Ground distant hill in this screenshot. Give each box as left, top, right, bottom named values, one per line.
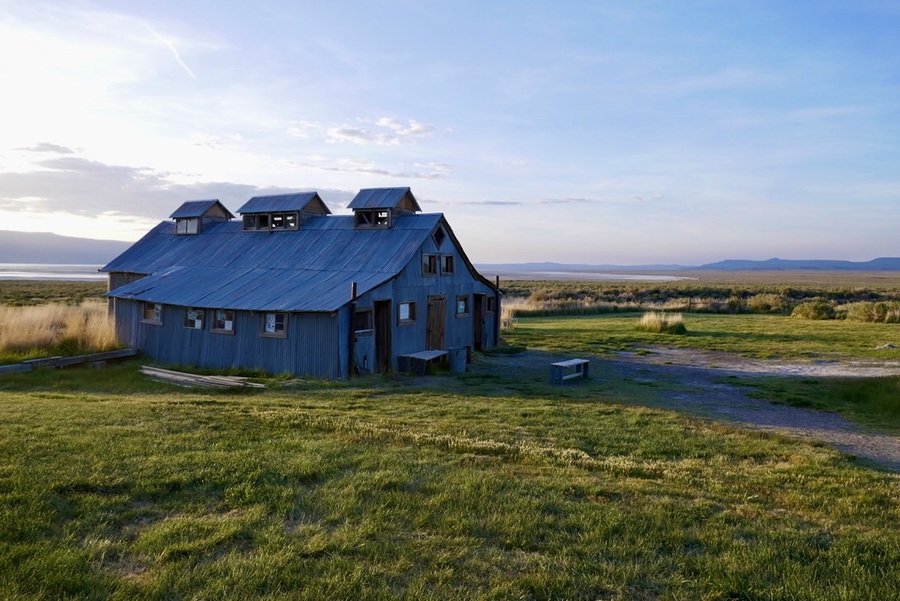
left=0, top=231, right=131, bottom=265
left=695, top=257, right=900, bottom=271
left=478, top=258, right=900, bottom=273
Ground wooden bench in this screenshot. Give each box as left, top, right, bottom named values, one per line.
left=398, top=350, right=449, bottom=376
left=551, top=358, right=589, bottom=384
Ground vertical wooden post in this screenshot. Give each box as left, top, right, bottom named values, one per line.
left=494, top=275, right=501, bottom=347
left=348, top=282, right=357, bottom=378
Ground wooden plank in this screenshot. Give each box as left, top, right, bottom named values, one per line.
left=552, top=358, right=588, bottom=368
left=140, top=365, right=264, bottom=388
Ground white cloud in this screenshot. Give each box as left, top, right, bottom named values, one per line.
left=327, top=118, right=435, bottom=145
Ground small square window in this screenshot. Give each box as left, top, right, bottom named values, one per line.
left=184, top=308, right=204, bottom=329
left=486, top=296, right=496, bottom=314
left=456, top=295, right=469, bottom=317
left=354, top=309, right=373, bottom=332
left=262, top=312, right=287, bottom=337
left=398, top=301, right=416, bottom=325
left=142, top=302, right=162, bottom=324
left=175, top=218, right=199, bottom=235
left=422, top=254, right=438, bottom=275
left=213, top=309, right=235, bottom=334
left=440, top=255, right=455, bottom=275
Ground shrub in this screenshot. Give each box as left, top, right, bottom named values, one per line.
left=791, top=301, right=836, bottom=320
left=637, top=311, right=687, bottom=334
left=842, top=301, right=900, bottom=323
left=747, top=293, right=788, bottom=313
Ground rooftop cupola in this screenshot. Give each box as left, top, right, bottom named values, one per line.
left=348, top=187, right=421, bottom=229
left=237, top=192, right=331, bottom=232
left=169, top=199, right=235, bottom=235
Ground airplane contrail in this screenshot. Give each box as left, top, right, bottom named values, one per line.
left=146, top=24, right=197, bottom=80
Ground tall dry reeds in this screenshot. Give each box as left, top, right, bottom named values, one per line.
left=0, top=301, right=120, bottom=355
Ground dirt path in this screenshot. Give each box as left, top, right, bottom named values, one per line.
left=472, top=347, right=900, bottom=472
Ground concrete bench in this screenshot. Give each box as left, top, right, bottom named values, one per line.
left=551, top=358, right=589, bottom=384
left=398, top=350, right=449, bottom=376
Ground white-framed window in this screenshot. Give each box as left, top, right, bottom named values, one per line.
left=456, top=295, right=470, bottom=317
left=175, top=218, right=199, bottom=235
left=398, top=301, right=416, bottom=325
left=184, top=308, right=204, bottom=329
left=261, top=312, right=287, bottom=338
left=212, top=309, right=235, bottom=334
left=142, top=302, right=162, bottom=325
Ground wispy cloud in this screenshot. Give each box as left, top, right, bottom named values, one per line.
left=327, top=117, right=434, bottom=145
left=145, top=23, right=197, bottom=80
left=21, top=143, right=76, bottom=154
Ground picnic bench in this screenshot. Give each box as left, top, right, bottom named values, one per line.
left=398, top=350, right=449, bottom=376
left=550, top=358, right=589, bottom=384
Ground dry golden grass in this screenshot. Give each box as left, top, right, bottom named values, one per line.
left=637, top=311, right=687, bottom=334
left=0, top=301, right=119, bottom=354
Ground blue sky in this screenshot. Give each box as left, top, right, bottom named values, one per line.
left=1, top=1, right=898, bottom=265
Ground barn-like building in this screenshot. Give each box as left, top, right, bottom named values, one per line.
left=101, top=187, right=500, bottom=379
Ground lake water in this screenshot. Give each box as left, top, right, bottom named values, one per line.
left=481, top=270, right=694, bottom=282
left=0, top=264, right=105, bottom=281
left=0, top=264, right=692, bottom=283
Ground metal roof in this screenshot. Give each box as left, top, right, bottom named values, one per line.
left=102, top=213, right=457, bottom=311
left=169, top=199, right=234, bottom=219
left=347, top=187, right=421, bottom=211
left=236, top=192, right=330, bottom=214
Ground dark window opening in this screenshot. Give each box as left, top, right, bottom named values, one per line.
left=354, top=309, right=374, bottom=332
left=440, top=255, right=455, bottom=275
left=354, top=209, right=391, bottom=229
left=422, top=254, right=438, bottom=276
left=432, top=224, right=447, bottom=247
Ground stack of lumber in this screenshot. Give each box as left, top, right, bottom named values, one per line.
left=140, top=365, right=265, bottom=389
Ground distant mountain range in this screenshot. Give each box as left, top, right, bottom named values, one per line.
left=478, top=257, right=900, bottom=272
left=2, top=230, right=899, bottom=272
left=0, top=231, right=131, bottom=265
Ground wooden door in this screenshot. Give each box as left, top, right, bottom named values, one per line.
left=426, top=295, right=445, bottom=351
left=473, top=293, right=485, bottom=350
left=374, top=300, right=392, bottom=373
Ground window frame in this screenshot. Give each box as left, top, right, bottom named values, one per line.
left=212, top=309, right=236, bottom=335
left=175, top=217, right=200, bottom=235
left=456, top=294, right=470, bottom=318
left=422, top=253, right=438, bottom=276
left=261, top=312, right=287, bottom=338
left=184, top=307, right=205, bottom=330
left=142, top=302, right=162, bottom=325
left=354, top=308, right=374, bottom=333
left=486, top=296, right=496, bottom=314
left=398, top=301, right=416, bottom=326
left=440, top=254, right=455, bottom=275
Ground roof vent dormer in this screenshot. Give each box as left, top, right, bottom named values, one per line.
left=348, top=187, right=421, bottom=230
left=236, top=192, right=331, bottom=232
left=169, top=199, right=235, bottom=235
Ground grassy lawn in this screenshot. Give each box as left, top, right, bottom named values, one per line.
left=503, top=312, right=900, bottom=434
left=501, top=312, right=900, bottom=360
left=1, top=361, right=899, bottom=599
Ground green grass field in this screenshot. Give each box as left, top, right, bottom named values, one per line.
left=1, top=353, right=899, bottom=599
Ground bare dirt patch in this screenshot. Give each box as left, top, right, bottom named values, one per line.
left=473, top=347, right=900, bottom=472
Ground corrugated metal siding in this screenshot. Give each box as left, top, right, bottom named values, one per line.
left=237, top=192, right=321, bottom=214
left=347, top=187, right=416, bottom=210
left=116, top=301, right=343, bottom=379
left=170, top=200, right=222, bottom=218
